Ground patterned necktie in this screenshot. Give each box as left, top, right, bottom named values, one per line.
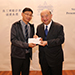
left=25, top=25, right=28, bottom=43
left=45, top=26, right=48, bottom=39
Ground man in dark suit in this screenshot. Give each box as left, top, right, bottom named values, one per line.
left=35, top=9, right=65, bottom=75
left=11, top=7, right=36, bottom=75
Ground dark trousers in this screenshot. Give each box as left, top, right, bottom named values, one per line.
left=40, top=57, right=62, bottom=75
left=11, top=53, right=30, bottom=75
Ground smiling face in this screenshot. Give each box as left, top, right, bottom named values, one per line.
left=41, top=9, right=52, bottom=25
left=22, top=11, right=33, bottom=24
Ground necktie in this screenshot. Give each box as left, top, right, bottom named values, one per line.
left=45, top=26, right=48, bottom=39
left=25, top=25, right=28, bottom=43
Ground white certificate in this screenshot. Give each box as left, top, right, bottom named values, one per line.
left=28, top=38, right=41, bottom=44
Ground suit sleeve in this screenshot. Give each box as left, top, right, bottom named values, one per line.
left=11, top=24, right=29, bottom=48
left=47, top=25, right=65, bottom=47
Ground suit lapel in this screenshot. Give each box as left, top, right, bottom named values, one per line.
left=46, top=21, right=54, bottom=39
left=29, top=23, right=34, bottom=38
left=30, top=25, right=33, bottom=38
left=41, top=24, right=45, bottom=39
left=18, top=22, right=25, bottom=41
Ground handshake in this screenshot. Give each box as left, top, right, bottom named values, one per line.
left=28, top=35, right=47, bottom=48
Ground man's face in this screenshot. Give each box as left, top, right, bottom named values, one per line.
left=41, top=11, right=52, bottom=25
left=22, top=11, right=33, bottom=24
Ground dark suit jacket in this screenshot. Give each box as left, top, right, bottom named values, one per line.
left=11, top=20, right=34, bottom=59
left=36, top=21, right=65, bottom=67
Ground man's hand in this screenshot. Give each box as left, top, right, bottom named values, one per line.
left=33, top=35, right=38, bottom=38
left=39, top=41, right=47, bottom=46
left=28, top=43, right=36, bottom=48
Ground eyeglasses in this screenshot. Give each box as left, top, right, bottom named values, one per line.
left=24, top=13, right=33, bottom=17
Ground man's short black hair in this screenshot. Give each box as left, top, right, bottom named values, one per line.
left=22, top=7, right=33, bottom=14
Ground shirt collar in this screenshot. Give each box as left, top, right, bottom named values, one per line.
left=20, top=20, right=29, bottom=27
left=44, top=20, right=52, bottom=31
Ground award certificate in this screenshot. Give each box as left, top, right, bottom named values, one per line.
left=28, top=38, right=41, bottom=44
